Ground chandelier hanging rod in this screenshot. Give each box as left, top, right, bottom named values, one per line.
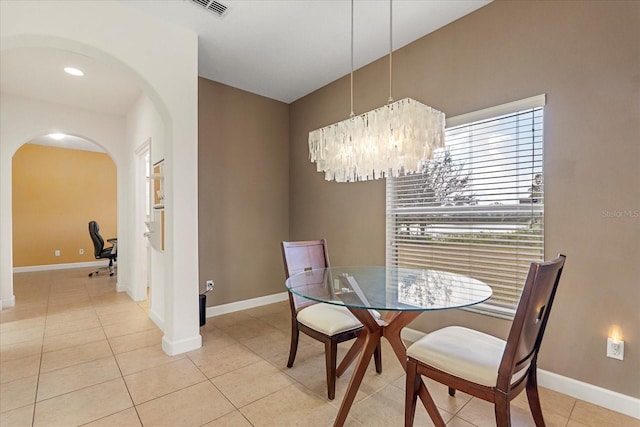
left=350, top=0, right=354, bottom=118
left=308, top=0, right=446, bottom=183
left=388, top=0, right=393, bottom=104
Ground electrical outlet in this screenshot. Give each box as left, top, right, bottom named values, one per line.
left=79, top=249, right=84, bottom=255
left=606, top=337, right=624, bottom=360
left=54, top=250, right=60, bottom=256
left=206, top=280, right=214, bottom=291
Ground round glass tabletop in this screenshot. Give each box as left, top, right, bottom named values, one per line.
left=285, top=266, right=493, bottom=312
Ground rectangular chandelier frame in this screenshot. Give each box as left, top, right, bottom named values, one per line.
left=309, top=97, right=445, bottom=183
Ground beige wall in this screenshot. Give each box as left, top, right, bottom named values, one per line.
left=198, top=77, right=290, bottom=304
left=289, top=1, right=639, bottom=398
left=12, top=143, right=117, bottom=267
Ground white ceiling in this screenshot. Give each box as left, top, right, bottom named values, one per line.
left=0, top=0, right=490, bottom=140
left=123, top=0, right=490, bottom=103
left=0, top=47, right=139, bottom=151
left=0, top=47, right=141, bottom=116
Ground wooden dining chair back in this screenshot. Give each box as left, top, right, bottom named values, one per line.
left=282, top=239, right=330, bottom=311
left=405, top=254, right=566, bottom=427
left=281, top=239, right=381, bottom=400
left=499, top=254, right=566, bottom=395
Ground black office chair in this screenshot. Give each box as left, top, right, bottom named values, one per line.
left=88, top=220, right=117, bottom=277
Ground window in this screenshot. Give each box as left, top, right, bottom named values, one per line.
left=386, top=95, right=545, bottom=318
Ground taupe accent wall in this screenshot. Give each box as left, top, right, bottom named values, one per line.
left=288, top=1, right=639, bottom=398
left=198, top=77, right=290, bottom=304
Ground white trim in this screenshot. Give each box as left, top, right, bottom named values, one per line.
left=446, top=94, right=546, bottom=128
left=537, top=370, right=640, bottom=420
left=126, top=285, right=147, bottom=302
left=149, top=308, right=164, bottom=331
left=0, top=295, right=16, bottom=309
left=13, top=261, right=107, bottom=273
left=133, top=138, right=151, bottom=310
left=116, top=281, right=126, bottom=293
left=161, top=333, right=202, bottom=356
left=206, top=291, right=289, bottom=318
left=401, top=327, right=639, bottom=420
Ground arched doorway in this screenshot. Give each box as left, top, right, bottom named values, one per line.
left=1, top=0, right=201, bottom=355
left=12, top=137, right=118, bottom=276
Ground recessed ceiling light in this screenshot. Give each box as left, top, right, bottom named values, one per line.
left=64, top=67, right=84, bottom=77
left=49, top=133, right=65, bottom=140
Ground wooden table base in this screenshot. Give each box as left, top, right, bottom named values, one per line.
left=332, top=309, right=437, bottom=427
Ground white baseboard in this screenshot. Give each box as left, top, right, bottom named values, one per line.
left=162, top=333, right=202, bottom=356
left=13, top=261, right=106, bottom=273
left=400, top=327, right=639, bottom=420
left=205, top=291, right=289, bottom=318
left=149, top=309, right=164, bottom=331
left=537, top=369, right=639, bottom=420
left=0, top=295, right=16, bottom=310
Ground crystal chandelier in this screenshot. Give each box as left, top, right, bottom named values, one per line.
left=308, top=0, right=445, bottom=183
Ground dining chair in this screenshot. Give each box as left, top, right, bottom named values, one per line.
left=404, top=254, right=566, bottom=427
left=281, top=239, right=381, bottom=400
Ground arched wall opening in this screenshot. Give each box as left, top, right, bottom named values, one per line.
left=12, top=137, right=118, bottom=271
left=1, top=91, right=130, bottom=304
left=1, top=0, right=201, bottom=355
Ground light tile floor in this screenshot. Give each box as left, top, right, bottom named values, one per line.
left=1, top=269, right=638, bottom=426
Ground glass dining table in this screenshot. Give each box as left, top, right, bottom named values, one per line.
left=285, top=265, right=493, bottom=427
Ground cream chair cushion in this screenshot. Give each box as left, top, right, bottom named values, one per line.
left=406, top=326, right=527, bottom=387
left=297, top=303, right=380, bottom=336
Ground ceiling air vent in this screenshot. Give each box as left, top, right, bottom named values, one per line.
left=189, top=0, right=228, bottom=17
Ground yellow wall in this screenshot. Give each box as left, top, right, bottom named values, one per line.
left=12, top=143, right=117, bottom=267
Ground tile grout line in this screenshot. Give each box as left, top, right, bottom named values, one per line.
left=95, top=282, right=145, bottom=427
left=564, top=399, right=578, bottom=427
left=31, top=271, right=54, bottom=427
left=5, top=270, right=635, bottom=427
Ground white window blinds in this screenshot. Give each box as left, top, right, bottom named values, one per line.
left=386, top=96, right=545, bottom=318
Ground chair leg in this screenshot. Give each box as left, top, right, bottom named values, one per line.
left=337, top=333, right=365, bottom=377
left=526, top=370, right=546, bottom=426
left=287, top=320, right=300, bottom=368
left=448, top=387, right=456, bottom=397
left=88, top=263, right=113, bottom=277
left=494, top=392, right=511, bottom=427
left=374, top=343, right=382, bottom=373
left=405, top=359, right=420, bottom=427
left=325, top=338, right=338, bottom=400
